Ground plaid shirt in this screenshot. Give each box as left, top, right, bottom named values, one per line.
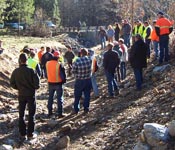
left=72, top=56, right=92, bottom=79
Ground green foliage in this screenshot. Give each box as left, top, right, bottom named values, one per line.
left=53, top=0, right=61, bottom=25
left=4, top=0, right=35, bottom=24
left=0, top=0, right=8, bottom=22
left=35, top=0, right=61, bottom=26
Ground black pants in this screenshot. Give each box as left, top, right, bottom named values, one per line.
left=18, top=96, right=36, bottom=137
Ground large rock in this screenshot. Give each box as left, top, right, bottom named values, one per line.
left=60, top=124, right=72, bottom=134
left=0, top=145, right=13, bottom=150
left=47, top=119, right=58, bottom=128
left=167, top=120, right=175, bottom=137
left=153, top=64, right=171, bottom=74
left=133, top=142, right=150, bottom=150
left=143, top=123, right=169, bottom=147
left=56, top=136, right=70, bottom=149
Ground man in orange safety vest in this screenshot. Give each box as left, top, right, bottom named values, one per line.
left=155, top=11, right=173, bottom=65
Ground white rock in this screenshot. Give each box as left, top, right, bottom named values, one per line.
left=143, top=123, right=169, bottom=147
left=167, top=120, right=175, bottom=137
left=0, top=114, right=6, bottom=120
left=0, top=144, right=13, bottom=150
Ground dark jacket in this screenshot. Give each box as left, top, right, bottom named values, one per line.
left=41, top=52, right=53, bottom=69
left=98, top=29, right=107, bottom=38
left=123, top=23, right=131, bottom=35
left=10, top=64, right=40, bottom=96
left=103, top=49, right=120, bottom=73
left=64, top=51, right=75, bottom=64
left=129, top=39, right=147, bottom=69
left=115, top=27, right=120, bottom=41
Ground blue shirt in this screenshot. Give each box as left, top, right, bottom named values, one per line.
left=72, top=56, right=92, bottom=79
left=107, top=29, right=115, bottom=37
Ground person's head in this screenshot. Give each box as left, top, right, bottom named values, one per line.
left=134, top=34, right=142, bottom=41
left=19, top=53, right=27, bottom=65
left=52, top=51, right=60, bottom=60
left=115, top=23, right=119, bottom=27
left=118, top=38, right=124, bottom=45
left=29, top=51, right=35, bottom=58
left=136, top=20, right=141, bottom=26
left=108, top=25, right=113, bottom=29
left=99, top=26, right=104, bottom=30
left=157, top=11, right=164, bottom=19
left=80, top=48, right=88, bottom=57
left=124, top=19, right=128, bottom=24
left=66, top=45, right=72, bottom=51
left=46, top=47, right=51, bottom=52
left=41, top=46, right=45, bottom=51
left=107, top=42, right=114, bottom=50
left=144, top=21, right=149, bottom=27
left=53, top=51, right=60, bottom=57
left=153, top=20, right=157, bottom=26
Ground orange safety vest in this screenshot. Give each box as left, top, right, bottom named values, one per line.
left=46, top=60, right=62, bottom=83
left=155, top=17, right=172, bottom=35
left=151, top=28, right=159, bottom=41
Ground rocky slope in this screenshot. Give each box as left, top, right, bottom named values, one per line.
left=0, top=35, right=175, bottom=150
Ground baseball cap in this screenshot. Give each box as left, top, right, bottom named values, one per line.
left=157, top=11, right=164, bottom=16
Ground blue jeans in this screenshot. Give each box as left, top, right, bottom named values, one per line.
left=48, top=84, right=64, bottom=115
left=124, top=34, right=131, bottom=47
left=105, top=71, right=118, bottom=96
left=74, top=78, right=91, bottom=113
left=159, top=35, right=169, bottom=63
left=43, top=67, right=47, bottom=78
left=91, top=73, right=99, bottom=96
left=18, top=96, right=36, bottom=137
left=153, top=41, right=159, bottom=58
left=100, top=37, right=106, bottom=49
left=120, top=62, right=126, bottom=80
left=133, top=68, right=143, bottom=90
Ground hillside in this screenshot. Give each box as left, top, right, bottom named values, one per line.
left=0, top=35, right=175, bottom=150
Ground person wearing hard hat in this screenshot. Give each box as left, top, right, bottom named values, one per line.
left=155, top=11, right=173, bottom=65
left=46, top=51, right=66, bottom=118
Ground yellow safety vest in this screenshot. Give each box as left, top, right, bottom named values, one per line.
left=143, top=25, right=152, bottom=39
left=137, top=24, right=144, bottom=37
left=27, top=58, right=38, bottom=70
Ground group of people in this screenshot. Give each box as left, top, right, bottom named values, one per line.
left=9, top=11, right=173, bottom=141
left=99, top=11, right=174, bottom=65
left=9, top=42, right=99, bottom=140
left=98, top=19, right=132, bottom=50
left=103, top=11, right=173, bottom=92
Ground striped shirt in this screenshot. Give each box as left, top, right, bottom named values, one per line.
left=72, top=56, right=92, bottom=79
